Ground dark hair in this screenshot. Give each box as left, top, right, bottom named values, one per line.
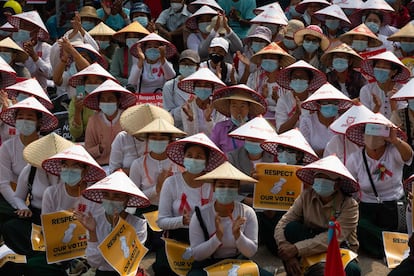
left=183, top=142, right=210, bottom=161
left=372, top=60, right=402, bottom=78
left=364, top=10, right=383, bottom=24
left=97, top=92, right=121, bottom=102
left=289, top=68, right=313, bottom=80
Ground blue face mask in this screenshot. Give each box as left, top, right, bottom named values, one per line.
left=320, top=104, right=339, bottom=118
left=313, top=178, right=335, bottom=197
left=244, top=140, right=263, bottom=156
left=351, top=40, right=368, bottom=52
left=99, top=102, right=118, bottom=116
left=97, top=40, right=110, bottom=50
left=12, top=29, right=30, bottom=43
left=194, top=87, right=212, bottom=101
left=101, top=199, right=125, bottom=216
left=82, top=21, right=95, bottom=31
left=251, top=41, right=266, bottom=53
left=198, top=22, right=210, bottom=34
left=145, top=47, right=161, bottom=61
left=302, top=40, right=320, bottom=54
left=278, top=151, right=297, bottom=165
left=134, top=16, right=149, bottom=28
left=0, top=52, right=12, bottom=64
left=409, top=99, right=414, bottom=111
left=183, top=157, right=206, bottom=174
left=283, top=38, right=296, bottom=49
left=15, top=119, right=37, bottom=136
left=126, top=38, right=138, bottom=49
left=325, top=19, right=340, bottom=30
left=261, top=59, right=279, bottom=72
left=16, top=93, right=29, bottom=102
left=365, top=21, right=380, bottom=34
left=148, top=139, right=169, bottom=154
left=400, top=42, right=414, bottom=53
left=374, top=67, right=391, bottom=84
left=179, top=65, right=197, bottom=78
left=60, top=168, right=83, bottom=186
left=332, top=57, right=349, bottom=72
left=85, top=84, right=99, bottom=94
left=231, top=115, right=248, bottom=127
left=214, top=187, right=239, bottom=204
left=289, top=79, right=309, bottom=93
left=385, top=0, right=396, bottom=4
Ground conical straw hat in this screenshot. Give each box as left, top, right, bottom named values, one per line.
left=254, top=2, right=284, bottom=15
left=294, top=25, right=330, bottom=51
left=41, top=145, right=106, bottom=182
left=5, top=78, right=53, bottom=109
left=68, top=63, right=116, bottom=87
left=329, top=103, right=374, bottom=134
left=0, top=56, right=16, bottom=88
left=178, top=68, right=225, bottom=94
left=320, top=42, right=363, bottom=68
left=23, top=133, right=74, bottom=168
left=82, top=171, right=150, bottom=208
left=166, top=132, right=226, bottom=172
left=261, top=128, right=319, bottom=164
left=120, top=104, right=173, bottom=135
left=130, top=32, right=177, bottom=59
left=228, top=116, right=277, bottom=141
left=188, top=0, right=224, bottom=13
left=185, top=5, right=218, bottom=31
left=314, top=4, right=351, bottom=25
left=113, top=21, right=149, bottom=43
left=8, top=10, right=49, bottom=40
left=339, top=23, right=382, bottom=48
left=250, top=42, right=296, bottom=68
left=391, top=78, right=414, bottom=101
left=195, top=161, right=258, bottom=183
left=296, top=155, right=360, bottom=194
left=388, top=22, right=414, bottom=41
left=295, top=0, right=331, bottom=14
left=88, top=22, right=116, bottom=37
left=133, top=118, right=186, bottom=138
left=301, top=82, right=353, bottom=111
left=0, top=37, right=28, bottom=63
left=72, top=43, right=107, bottom=69
left=250, top=5, right=288, bottom=26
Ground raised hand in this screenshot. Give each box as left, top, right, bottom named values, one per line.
left=215, top=213, right=223, bottom=241
left=232, top=216, right=246, bottom=240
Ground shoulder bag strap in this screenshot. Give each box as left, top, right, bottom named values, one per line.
left=195, top=206, right=209, bottom=241
left=27, top=166, right=37, bottom=201
left=362, top=147, right=381, bottom=203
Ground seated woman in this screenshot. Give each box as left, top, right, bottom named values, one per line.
left=178, top=67, right=226, bottom=136
left=187, top=161, right=272, bottom=276
left=314, top=4, right=350, bottom=40
left=299, top=82, right=354, bottom=157
left=321, top=43, right=365, bottom=99
left=339, top=23, right=383, bottom=54
left=0, top=97, right=57, bottom=230
left=84, top=79, right=136, bottom=168
left=128, top=32, right=177, bottom=93
left=275, top=155, right=361, bottom=276
left=346, top=113, right=413, bottom=258
left=76, top=171, right=150, bottom=276
left=154, top=133, right=226, bottom=275
left=388, top=22, right=414, bottom=65
left=0, top=54, right=16, bottom=89
left=210, top=84, right=267, bottom=153
left=67, top=63, right=116, bottom=142
left=0, top=37, right=30, bottom=78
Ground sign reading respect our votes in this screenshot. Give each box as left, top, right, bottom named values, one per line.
left=41, top=210, right=87, bottom=264
left=253, top=163, right=303, bottom=211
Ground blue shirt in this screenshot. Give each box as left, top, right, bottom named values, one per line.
left=96, top=8, right=130, bottom=31
left=217, top=0, right=256, bottom=39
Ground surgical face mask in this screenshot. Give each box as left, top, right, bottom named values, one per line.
left=0, top=52, right=12, bottom=64
left=209, top=53, right=224, bottom=64
left=325, top=19, right=340, bottom=30
left=251, top=41, right=266, bottom=53
left=261, top=59, right=279, bottom=72
left=99, top=102, right=118, bottom=116
left=82, top=21, right=95, bottom=31
left=283, top=38, right=296, bottom=50
left=171, top=2, right=183, bottom=12
left=364, top=134, right=386, bottom=149
left=198, top=22, right=210, bottom=34
left=302, top=40, right=320, bottom=54
left=313, top=178, right=335, bottom=197
left=134, top=16, right=149, bottom=28
left=148, top=139, right=169, bottom=154
left=214, top=187, right=239, bottom=204
left=85, top=84, right=99, bottom=94
left=351, top=40, right=368, bottom=52
left=194, top=87, right=212, bottom=101
left=278, top=151, right=297, bottom=165
left=231, top=114, right=248, bottom=127
left=0, top=30, right=11, bottom=37
left=373, top=67, right=391, bottom=84
left=101, top=199, right=125, bottom=216
left=244, top=140, right=263, bottom=156
left=289, top=79, right=309, bottom=93
left=365, top=21, right=380, bottom=34
left=289, top=5, right=301, bottom=18
left=408, top=99, right=414, bottom=111
left=400, top=42, right=414, bottom=53
left=183, top=157, right=206, bottom=174
left=126, top=38, right=138, bottom=49
left=97, top=40, right=110, bottom=50
left=15, top=119, right=37, bottom=136
left=60, top=168, right=83, bottom=186
left=179, top=64, right=197, bottom=78
left=145, top=47, right=161, bottom=61
left=332, top=57, right=349, bottom=73
left=320, top=104, right=339, bottom=118
left=12, top=29, right=31, bottom=43
left=16, top=93, right=29, bottom=102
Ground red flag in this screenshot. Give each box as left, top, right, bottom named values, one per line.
left=325, top=219, right=345, bottom=276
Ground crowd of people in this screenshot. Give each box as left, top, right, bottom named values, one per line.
left=1, top=0, right=414, bottom=275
